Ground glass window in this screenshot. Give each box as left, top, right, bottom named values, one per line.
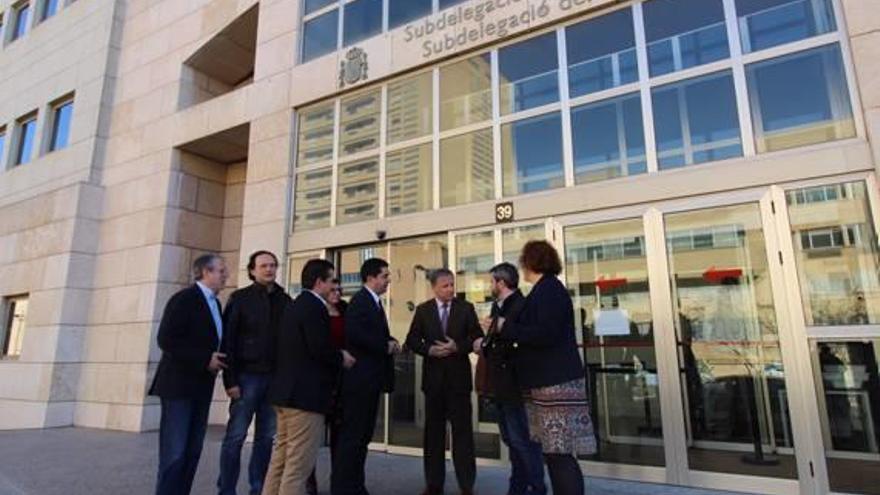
left=2, top=296, right=28, bottom=358
left=786, top=182, right=880, bottom=326
left=571, top=92, right=646, bottom=184
left=337, top=156, right=379, bottom=224
left=440, top=54, right=493, bottom=131
left=737, top=0, right=836, bottom=53
left=302, top=9, right=338, bottom=62
left=652, top=71, right=742, bottom=169
left=501, top=112, right=564, bottom=196
left=389, top=0, right=432, bottom=29
left=566, top=9, right=638, bottom=98
left=386, top=143, right=433, bottom=216
left=343, top=0, right=382, bottom=47
left=293, top=167, right=333, bottom=231
left=565, top=219, right=664, bottom=466
left=0, top=129, right=6, bottom=169
left=498, top=33, right=559, bottom=115
left=305, top=0, right=336, bottom=15
left=440, top=128, right=494, bottom=207
left=812, top=340, right=880, bottom=494
left=12, top=2, right=30, bottom=41
left=746, top=44, right=854, bottom=153
left=49, top=100, right=73, bottom=152
left=15, top=116, right=37, bottom=166
left=387, top=72, right=432, bottom=144
left=39, top=0, right=58, bottom=21
left=297, top=103, right=335, bottom=167
left=439, top=0, right=468, bottom=9
left=339, top=90, right=380, bottom=157
left=644, top=0, right=729, bottom=77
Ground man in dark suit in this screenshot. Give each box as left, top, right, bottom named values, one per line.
left=150, top=253, right=229, bottom=495
left=405, top=268, right=483, bottom=495
left=264, top=259, right=356, bottom=495
left=476, top=262, right=546, bottom=495
left=331, top=258, right=400, bottom=495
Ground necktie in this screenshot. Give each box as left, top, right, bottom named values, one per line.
left=440, top=303, right=449, bottom=336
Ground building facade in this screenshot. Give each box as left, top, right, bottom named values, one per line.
left=1, top=0, right=880, bottom=494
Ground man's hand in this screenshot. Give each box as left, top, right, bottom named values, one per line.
left=443, top=337, right=458, bottom=354
left=226, top=386, right=241, bottom=400
left=428, top=344, right=452, bottom=358
left=473, top=337, right=484, bottom=354
left=342, top=350, right=357, bottom=369
left=387, top=340, right=401, bottom=355
left=207, top=352, right=227, bottom=373
left=479, top=317, right=492, bottom=333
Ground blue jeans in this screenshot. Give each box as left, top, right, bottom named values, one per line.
left=217, top=373, right=277, bottom=495
left=156, top=395, right=212, bottom=495
left=498, top=402, right=546, bottom=495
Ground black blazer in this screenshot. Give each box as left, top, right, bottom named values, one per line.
left=405, top=297, right=483, bottom=393
left=149, top=285, right=221, bottom=400
left=482, top=290, right=527, bottom=403
left=268, top=291, right=342, bottom=413
left=343, top=288, right=396, bottom=394
left=503, top=275, right=584, bottom=390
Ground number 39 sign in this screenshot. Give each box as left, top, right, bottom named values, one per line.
left=495, top=202, right=514, bottom=223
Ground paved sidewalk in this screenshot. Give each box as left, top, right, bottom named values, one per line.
left=0, top=427, right=754, bottom=495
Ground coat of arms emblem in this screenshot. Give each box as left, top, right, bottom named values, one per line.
left=339, top=47, right=368, bottom=88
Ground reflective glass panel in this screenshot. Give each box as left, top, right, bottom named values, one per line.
left=336, top=156, right=379, bottom=224
left=386, top=143, right=433, bottom=216
left=305, top=0, right=336, bottom=15
left=343, top=0, right=382, bottom=47
left=389, top=0, right=432, bottom=29
left=813, top=340, right=880, bottom=494
left=40, top=0, right=58, bottom=20
left=0, top=130, right=6, bottom=169
left=439, top=0, right=468, bottom=8
left=572, top=92, right=646, bottom=184
left=293, top=167, right=333, bottom=231
left=644, top=0, right=729, bottom=77
left=13, top=4, right=30, bottom=40
left=737, top=0, right=836, bottom=53
left=498, top=33, right=559, bottom=115
left=652, top=71, right=742, bottom=169
left=339, top=90, right=380, bottom=157
left=786, top=182, right=880, bottom=326
left=501, top=112, right=564, bottom=197
left=747, top=44, right=854, bottom=153
left=297, top=103, right=335, bottom=166
left=666, top=204, right=796, bottom=479
left=302, top=9, right=339, bottom=62
left=387, top=72, right=433, bottom=144
left=50, top=101, right=73, bottom=152
left=566, top=9, right=638, bottom=98
left=15, top=118, right=37, bottom=166
left=501, top=224, right=546, bottom=295
left=566, top=219, right=664, bottom=466
left=440, top=54, right=493, bottom=130
left=440, top=129, right=494, bottom=207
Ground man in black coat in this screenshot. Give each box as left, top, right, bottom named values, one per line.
left=405, top=268, right=483, bottom=495
left=476, top=262, right=546, bottom=495
left=331, top=258, right=400, bottom=495
left=149, top=253, right=229, bottom=495
left=217, top=250, right=291, bottom=495
left=263, top=258, right=356, bottom=495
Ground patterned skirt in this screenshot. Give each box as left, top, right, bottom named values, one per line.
left=526, top=377, right=597, bottom=456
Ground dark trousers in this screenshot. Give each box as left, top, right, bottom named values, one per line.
left=156, top=395, right=212, bottom=495
left=498, top=402, right=546, bottom=495
left=217, top=373, right=276, bottom=495
left=331, top=384, right=381, bottom=495
left=424, top=389, right=476, bottom=492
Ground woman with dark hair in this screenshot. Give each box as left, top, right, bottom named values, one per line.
left=499, top=240, right=596, bottom=495
left=306, top=279, right=348, bottom=495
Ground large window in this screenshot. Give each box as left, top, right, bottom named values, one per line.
left=389, top=0, right=431, bottom=30
left=652, top=71, right=742, bottom=169
left=644, top=0, right=729, bottom=76
left=291, top=2, right=857, bottom=231
left=48, top=97, right=73, bottom=152
left=11, top=1, right=30, bottom=41
left=746, top=44, right=854, bottom=153
left=571, top=93, right=646, bottom=183
left=302, top=9, right=338, bottom=62
left=566, top=9, right=638, bottom=98
left=2, top=296, right=28, bottom=358
left=343, top=0, right=382, bottom=47
left=14, top=113, right=38, bottom=166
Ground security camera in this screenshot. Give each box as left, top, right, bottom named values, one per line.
left=376, top=230, right=387, bottom=240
